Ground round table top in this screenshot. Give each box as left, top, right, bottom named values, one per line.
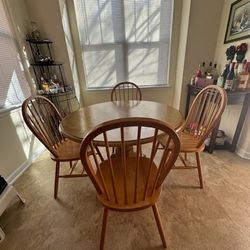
left=60, top=100, right=183, bottom=143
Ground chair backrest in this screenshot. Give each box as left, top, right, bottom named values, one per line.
left=22, top=95, right=65, bottom=157
left=111, top=82, right=142, bottom=102
left=80, top=117, right=180, bottom=207
left=183, top=85, right=227, bottom=148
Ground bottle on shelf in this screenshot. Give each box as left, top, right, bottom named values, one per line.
left=190, top=75, right=196, bottom=85
left=237, top=59, right=247, bottom=74
left=211, top=63, right=219, bottom=83
left=238, top=61, right=250, bottom=89
left=40, top=77, right=50, bottom=92
left=232, top=63, right=239, bottom=91
left=52, top=74, right=60, bottom=86
left=217, top=62, right=230, bottom=88
left=194, top=64, right=203, bottom=86
left=49, top=75, right=61, bottom=93
left=206, top=62, right=213, bottom=78
left=200, top=62, right=206, bottom=77
left=195, top=64, right=203, bottom=78
left=224, top=62, right=235, bottom=91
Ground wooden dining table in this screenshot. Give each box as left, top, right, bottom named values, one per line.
left=60, top=100, right=184, bottom=144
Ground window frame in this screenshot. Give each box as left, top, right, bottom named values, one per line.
left=74, top=0, right=174, bottom=90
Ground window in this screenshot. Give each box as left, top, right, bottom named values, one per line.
left=0, top=0, right=30, bottom=112
left=74, top=0, right=173, bottom=89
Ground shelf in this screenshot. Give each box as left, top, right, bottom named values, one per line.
left=26, top=38, right=53, bottom=44
left=41, top=87, right=74, bottom=96
left=31, top=61, right=63, bottom=66
left=41, top=87, right=79, bottom=116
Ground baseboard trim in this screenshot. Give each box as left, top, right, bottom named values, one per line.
left=6, top=146, right=45, bottom=184
left=236, top=147, right=250, bottom=160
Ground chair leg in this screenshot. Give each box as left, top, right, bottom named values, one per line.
left=195, top=152, right=203, bottom=188
left=100, top=207, right=108, bottom=250
left=184, top=152, right=187, bottom=161
left=179, top=153, right=187, bottom=166
left=54, top=161, right=60, bottom=199
left=16, top=190, right=25, bottom=204
left=152, top=204, right=167, bottom=248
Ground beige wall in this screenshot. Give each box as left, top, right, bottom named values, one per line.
left=174, top=0, right=224, bottom=113
left=214, top=0, right=250, bottom=158
left=0, top=110, right=43, bottom=179
left=0, top=0, right=43, bottom=180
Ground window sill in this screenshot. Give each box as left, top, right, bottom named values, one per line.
left=0, top=105, right=22, bottom=118
left=85, top=84, right=172, bottom=92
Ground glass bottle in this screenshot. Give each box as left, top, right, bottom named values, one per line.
left=196, top=64, right=203, bottom=78
left=237, top=59, right=247, bottom=74
left=40, top=77, right=49, bottom=92
left=206, top=62, right=213, bottom=78
left=217, top=63, right=229, bottom=88
left=211, top=63, right=219, bottom=83
left=201, top=62, right=206, bottom=77
left=224, top=62, right=235, bottom=91
left=39, top=77, right=45, bottom=90
left=232, top=63, right=239, bottom=91
left=238, top=61, right=250, bottom=89
left=52, top=74, right=60, bottom=85
left=53, top=74, right=61, bottom=91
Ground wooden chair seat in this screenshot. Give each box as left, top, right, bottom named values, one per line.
left=158, top=132, right=205, bottom=152
left=179, top=132, right=206, bottom=152
left=96, top=157, right=161, bottom=211
left=50, top=139, right=81, bottom=162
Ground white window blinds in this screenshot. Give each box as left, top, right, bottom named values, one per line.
left=0, top=0, right=30, bottom=111
left=74, top=0, right=173, bottom=88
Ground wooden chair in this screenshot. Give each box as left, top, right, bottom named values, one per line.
left=159, top=85, right=227, bottom=188
left=111, top=82, right=142, bottom=102
left=22, top=95, right=87, bottom=199
left=80, top=117, right=180, bottom=249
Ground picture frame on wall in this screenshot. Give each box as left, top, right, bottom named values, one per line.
left=224, top=0, right=250, bottom=44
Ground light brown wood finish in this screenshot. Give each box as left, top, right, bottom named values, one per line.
left=80, top=117, right=180, bottom=249
left=22, top=95, right=87, bottom=199
left=159, top=85, right=227, bottom=188
left=110, top=82, right=142, bottom=154
left=111, top=82, right=142, bottom=102
left=60, top=101, right=183, bottom=143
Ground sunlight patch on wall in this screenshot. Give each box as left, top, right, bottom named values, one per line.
left=9, top=109, right=42, bottom=159
left=4, top=70, right=25, bottom=108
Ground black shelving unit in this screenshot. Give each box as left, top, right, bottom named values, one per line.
left=26, top=38, right=79, bottom=115
left=26, top=39, right=65, bottom=88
